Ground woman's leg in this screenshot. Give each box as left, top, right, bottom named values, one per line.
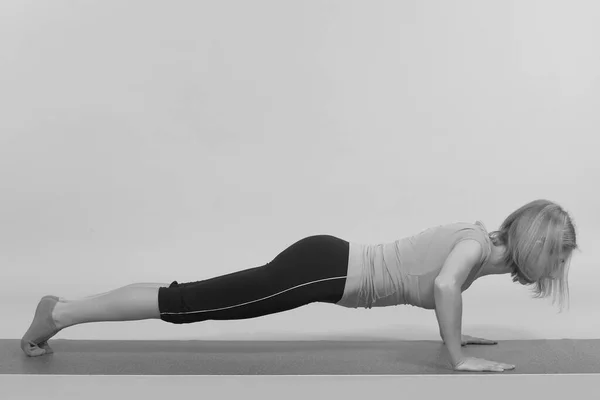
left=21, top=235, right=349, bottom=356
left=158, top=235, right=349, bottom=324
left=21, top=283, right=169, bottom=356
left=58, top=282, right=169, bottom=303
left=53, top=283, right=169, bottom=328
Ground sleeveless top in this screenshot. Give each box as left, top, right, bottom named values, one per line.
left=336, top=221, right=493, bottom=310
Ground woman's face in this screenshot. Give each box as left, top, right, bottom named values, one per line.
left=517, top=252, right=567, bottom=284
left=516, top=272, right=535, bottom=285
left=547, top=253, right=568, bottom=279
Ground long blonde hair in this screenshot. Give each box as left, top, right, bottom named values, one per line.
left=489, top=199, right=579, bottom=312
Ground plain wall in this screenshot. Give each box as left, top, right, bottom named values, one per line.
left=1, top=0, right=598, bottom=341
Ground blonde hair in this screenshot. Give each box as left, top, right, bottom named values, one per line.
left=489, top=199, right=579, bottom=312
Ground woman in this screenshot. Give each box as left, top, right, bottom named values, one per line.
left=21, top=199, right=578, bottom=373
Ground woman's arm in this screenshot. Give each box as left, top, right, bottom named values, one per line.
left=434, top=283, right=464, bottom=365
left=434, top=239, right=482, bottom=366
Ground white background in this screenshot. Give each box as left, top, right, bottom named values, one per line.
left=1, top=0, right=598, bottom=341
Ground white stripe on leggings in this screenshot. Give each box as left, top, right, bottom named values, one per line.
left=160, top=275, right=347, bottom=315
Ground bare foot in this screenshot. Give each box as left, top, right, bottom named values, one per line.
left=20, top=295, right=62, bottom=357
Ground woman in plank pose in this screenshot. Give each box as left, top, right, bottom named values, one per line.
left=21, top=199, right=577, bottom=372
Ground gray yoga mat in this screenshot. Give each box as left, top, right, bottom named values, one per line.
left=1, top=339, right=600, bottom=375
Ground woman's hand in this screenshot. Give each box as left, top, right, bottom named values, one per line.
left=442, top=334, right=498, bottom=346
left=460, top=334, right=498, bottom=346
left=454, top=357, right=515, bottom=372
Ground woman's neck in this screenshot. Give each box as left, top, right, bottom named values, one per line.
left=477, top=244, right=511, bottom=278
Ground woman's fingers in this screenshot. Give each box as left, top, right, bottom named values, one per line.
left=462, top=335, right=498, bottom=345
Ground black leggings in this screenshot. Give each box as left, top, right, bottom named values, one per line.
left=158, top=235, right=349, bottom=324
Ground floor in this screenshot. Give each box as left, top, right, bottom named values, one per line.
left=2, top=338, right=600, bottom=375
left=1, top=338, right=599, bottom=399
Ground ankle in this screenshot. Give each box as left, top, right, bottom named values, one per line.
left=51, top=300, right=71, bottom=330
